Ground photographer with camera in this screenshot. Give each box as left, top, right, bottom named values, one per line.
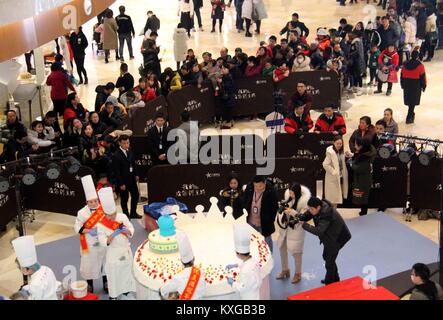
left=298, top=197, right=352, bottom=285
left=276, top=183, right=311, bottom=284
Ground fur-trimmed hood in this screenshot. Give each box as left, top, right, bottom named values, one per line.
left=284, top=185, right=311, bottom=212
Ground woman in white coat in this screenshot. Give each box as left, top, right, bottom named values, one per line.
left=323, top=135, right=349, bottom=207
left=276, top=183, right=311, bottom=284
left=74, top=175, right=107, bottom=293
left=173, top=23, right=189, bottom=70
left=242, top=0, right=267, bottom=37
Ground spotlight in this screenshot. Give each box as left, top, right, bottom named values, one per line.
left=45, top=163, right=61, bottom=180
left=398, top=145, right=416, bottom=163
left=0, top=176, right=10, bottom=193
left=378, top=144, right=396, bottom=159
left=66, top=156, right=81, bottom=174
left=22, top=168, right=37, bottom=186
left=418, top=149, right=436, bottom=166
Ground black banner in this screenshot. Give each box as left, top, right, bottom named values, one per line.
left=0, top=188, right=17, bottom=227
left=368, top=157, right=408, bottom=208
left=131, top=96, right=169, bottom=136
left=166, top=84, right=217, bottom=128
left=199, top=134, right=265, bottom=164
left=23, top=166, right=95, bottom=216
left=131, top=135, right=153, bottom=182
left=276, top=70, right=341, bottom=111
left=232, top=76, right=275, bottom=116
left=410, top=158, right=442, bottom=211
left=272, top=132, right=334, bottom=178
left=147, top=158, right=319, bottom=210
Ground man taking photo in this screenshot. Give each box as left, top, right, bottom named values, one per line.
left=298, top=197, right=351, bottom=285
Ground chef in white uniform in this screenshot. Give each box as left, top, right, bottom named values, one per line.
left=160, top=231, right=206, bottom=300
left=96, top=187, right=136, bottom=300
left=226, top=224, right=262, bottom=300
left=12, top=235, right=59, bottom=300
left=74, top=175, right=107, bottom=293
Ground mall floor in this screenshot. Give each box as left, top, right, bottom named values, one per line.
left=0, top=0, right=442, bottom=297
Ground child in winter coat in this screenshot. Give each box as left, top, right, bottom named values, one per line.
left=368, top=44, right=381, bottom=86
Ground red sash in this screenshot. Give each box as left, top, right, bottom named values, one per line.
left=100, top=215, right=122, bottom=232
left=79, top=206, right=105, bottom=255
left=179, top=267, right=202, bottom=300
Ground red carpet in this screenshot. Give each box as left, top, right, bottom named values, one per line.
left=288, top=276, right=399, bottom=300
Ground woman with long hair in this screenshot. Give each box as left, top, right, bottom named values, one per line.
left=323, top=135, right=349, bottom=207
left=349, top=137, right=376, bottom=216
left=276, top=182, right=311, bottom=284
left=219, top=173, right=244, bottom=219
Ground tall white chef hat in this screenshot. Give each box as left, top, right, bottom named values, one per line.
left=81, top=175, right=97, bottom=201
left=176, top=231, right=194, bottom=264
left=12, top=236, right=37, bottom=268
left=233, top=224, right=251, bottom=254
left=97, top=187, right=116, bottom=215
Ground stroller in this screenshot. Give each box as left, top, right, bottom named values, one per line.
left=92, top=23, right=104, bottom=55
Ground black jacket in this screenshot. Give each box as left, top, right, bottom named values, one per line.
left=219, top=188, right=244, bottom=219
left=280, top=21, right=310, bottom=38
left=99, top=110, right=124, bottom=129
left=243, top=181, right=279, bottom=237
left=116, top=73, right=135, bottom=98
left=95, top=85, right=111, bottom=113
left=69, top=31, right=88, bottom=57
left=377, top=25, right=399, bottom=51
left=301, top=200, right=352, bottom=249
left=144, top=15, right=161, bottom=34
left=116, top=14, right=136, bottom=35
left=147, top=125, right=171, bottom=162
left=111, top=147, right=138, bottom=187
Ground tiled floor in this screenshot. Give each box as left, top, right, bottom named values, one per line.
left=1, top=0, right=442, bottom=297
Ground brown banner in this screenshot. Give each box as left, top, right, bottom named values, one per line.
left=0, top=0, right=116, bottom=62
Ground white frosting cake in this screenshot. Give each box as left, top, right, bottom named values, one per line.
left=133, top=199, right=274, bottom=297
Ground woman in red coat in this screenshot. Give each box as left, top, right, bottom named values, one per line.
left=374, top=43, right=399, bottom=96
left=46, top=63, right=76, bottom=118
left=244, top=56, right=262, bottom=77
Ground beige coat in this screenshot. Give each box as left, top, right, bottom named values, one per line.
left=425, top=13, right=437, bottom=33
left=292, top=56, right=311, bottom=72
left=403, top=17, right=417, bottom=45
left=173, top=27, right=188, bottom=62
left=277, top=186, right=311, bottom=255
left=103, top=17, right=118, bottom=50
left=323, top=145, right=348, bottom=205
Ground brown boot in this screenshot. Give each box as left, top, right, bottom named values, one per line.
left=291, top=273, right=302, bottom=284
left=276, top=270, right=290, bottom=280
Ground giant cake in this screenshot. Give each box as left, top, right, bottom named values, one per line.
left=133, top=199, right=273, bottom=297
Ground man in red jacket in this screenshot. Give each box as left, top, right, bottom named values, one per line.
left=284, top=100, right=313, bottom=134
left=314, top=105, right=347, bottom=135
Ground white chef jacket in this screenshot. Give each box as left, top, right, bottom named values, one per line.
left=24, top=265, right=58, bottom=300
left=97, top=213, right=136, bottom=298
left=160, top=266, right=206, bottom=300
left=232, top=257, right=262, bottom=300
left=74, top=205, right=107, bottom=280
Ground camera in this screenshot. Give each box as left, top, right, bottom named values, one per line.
left=277, top=201, right=310, bottom=230
left=0, top=128, right=12, bottom=144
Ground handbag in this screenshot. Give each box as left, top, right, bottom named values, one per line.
left=377, top=67, right=389, bottom=83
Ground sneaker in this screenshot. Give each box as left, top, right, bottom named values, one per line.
left=373, top=90, right=382, bottom=94
left=386, top=90, right=392, bottom=96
